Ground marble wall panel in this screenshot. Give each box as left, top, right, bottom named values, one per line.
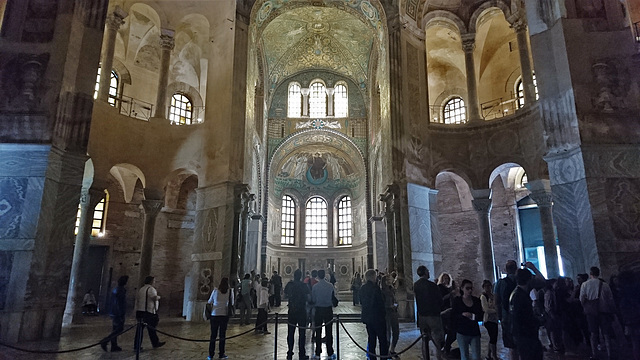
left=0, top=251, right=13, bottom=309
left=0, top=178, right=27, bottom=239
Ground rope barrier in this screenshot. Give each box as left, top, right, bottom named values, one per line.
left=147, top=315, right=274, bottom=342
left=338, top=321, right=423, bottom=359
left=285, top=318, right=336, bottom=331
left=0, top=324, right=136, bottom=354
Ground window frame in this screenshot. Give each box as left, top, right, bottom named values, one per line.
left=336, top=195, right=353, bottom=246
left=287, top=82, right=302, bottom=118
left=305, top=196, right=328, bottom=247
left=169, top=93, right=193, bottom=125
left=334, top=83, right=348, bottom=118
left=281, top=195, right=296, bottom=245
left=442, top=96, right=466, bottom=124
left=309, top=81, right=327, bottom=118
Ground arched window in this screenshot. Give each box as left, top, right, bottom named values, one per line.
left=516, top=74, right=539, bottom=109
left=305, top=196, right=328, bottom=246
left=337, top=196, right=352, bottom=245
left=74, top=190, right=109, bottom=237
left=443, top=97, right=466, bottom=124
left=309, top=82, right=327, bottom=118
left=281, top=195, right=296, bottom=245
left=94, top=67, right=119, bottom=106
left=288, top=83, right=302, bottom=117
left=334, top=84, right=348, bottom=117
left=169, top=93, right=193, bottom=125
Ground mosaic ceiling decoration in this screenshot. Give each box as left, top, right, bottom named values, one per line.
left=260, top=5, right=376, bottom=89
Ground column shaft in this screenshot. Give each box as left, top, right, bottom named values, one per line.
left=472, top=191, right=496, bottom=282
left=154, top=30, right=175, bottom=119
left=326, top=88, right=334, bottom=117
left=63, top=187, right=103, bottom=326
left=462, top=36, right=481, bottom=122
left=301, top=88, right=310, bottom=117
left=98, top=9, right=126, bottom=102
left=513, top=20, right=536, bottom=105
left=138, top=199, right=163, bottom=287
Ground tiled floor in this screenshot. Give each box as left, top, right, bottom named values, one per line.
left=0, top=305, right=628, bottom=359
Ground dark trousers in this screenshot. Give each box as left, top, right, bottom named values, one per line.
left=209, top=315, right=229, bottom=357
left=102, top=316, right=125, bottom=347
left=274, top=287, right=282, bottom=307
left=314, top=306, right=334, bottom=356
left=256, top=308, right=268, bottom=331
left=134, top=311, right=160, bottom=349
left=366, top=321, right=389, bottom=359
left=515, top=336, right=543, bottom=360
left=287, top=309, right=307, bottom=359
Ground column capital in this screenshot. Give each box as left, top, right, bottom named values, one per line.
left=300, top=88, right=310, bottom=96
left=141, top=199, right=163, bottom=217
left=81, top=187, right=105, bottom=209
left=105, top=7, right=127, bottom=31
left=325, top=88, right=335, bottom=96
left=529, top=190, right=553, bottom=208
left=510, top=17, right=528, bottom=33
left=461, top=34, right=476, bottom=52
left=159, top=29, right=175, bottom=50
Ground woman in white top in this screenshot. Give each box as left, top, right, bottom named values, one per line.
left=480, top=280, right=499, bottom=360
left=207, top=277, right=234, bottom=360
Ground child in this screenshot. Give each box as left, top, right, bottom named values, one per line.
left=255, top=279, right=271, bottom=334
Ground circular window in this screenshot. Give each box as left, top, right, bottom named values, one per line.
left=284, top=265, right=293, bottom=276
left=340, top=265, right=348, bottom=276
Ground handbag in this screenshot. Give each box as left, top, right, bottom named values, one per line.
left=204, top=302, right=213, bottom=320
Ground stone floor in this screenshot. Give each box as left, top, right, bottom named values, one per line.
left=0, top=305, right=627, bottom=360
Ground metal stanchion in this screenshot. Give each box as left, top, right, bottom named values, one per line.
left=274, top=312, right=279, bottom=360
left=335, top=314, right=340, bottom=360
left=135, top=318, right=142, bottom=360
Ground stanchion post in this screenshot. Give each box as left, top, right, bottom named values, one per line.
left=335, top=314, right=340, bottom=360
left=135, top=318, right=142, bottom=360
left=274, top=312, right=279, bottom=360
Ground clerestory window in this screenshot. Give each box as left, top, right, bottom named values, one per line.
left=94, top=67, right=119, bottom=106
left=337, top=196, right=352, bottom=245
left=309, top=82, right=327, bottom=118
left=281, top=195, right=296, bottom=245
left=288, top=83, right=302, bottom=117
left=443, top=97, right=466, bottom=124
left=169, top=93, right=193, bottom=125
left=305, top=196, right=328, bottom=246
left=334, top=84, right=348, bottom=117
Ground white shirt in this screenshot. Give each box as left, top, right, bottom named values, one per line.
left=135, top=284, right=159, bottom=314
left=208, top=288, right=234, bottom=316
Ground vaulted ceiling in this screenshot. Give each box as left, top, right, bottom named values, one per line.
left=260, top=6, right=375, bottom=88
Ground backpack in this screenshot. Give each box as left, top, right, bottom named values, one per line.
left=500, top=276, right=517, bottom=312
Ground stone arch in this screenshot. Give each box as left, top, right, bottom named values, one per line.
left=435, top=170, right=473, bottom=211
left=166, top=81, right=204, bottom=122
left=164, top=168, right=199, bottom=210
left=489, top=162, right=525, bottom=190
left=468, top=0, right=512, bottom=34
left=125, top=2, right=165, bottom=30
left=109, top=163, right=146, bottom=203
left=422, top=10, right=467, bottom=34
left=112, top=58, right=132, bottom=86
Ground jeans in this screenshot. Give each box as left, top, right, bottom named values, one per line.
left=287, top=309, right=307, bottom=359
left=239, top=295, right=252, bottom=325
left=365, top=321, right=389, bottom=359
left=456, top=333, right=481, bottom=360
left=314, top=306, right=334, bottom=356
left=209, top=315, right=229, bottom=357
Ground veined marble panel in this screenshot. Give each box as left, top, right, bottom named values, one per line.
left=0, top=145, right=50, bottom=177
left=0, top=178, right=27, bottom=238
left=583, top=146, right=640, bottom=178
left=545, top=147, right=586, bottom=185
left=0, top=251, right=13, bottom=309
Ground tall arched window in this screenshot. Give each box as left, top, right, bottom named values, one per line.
left=281, top=195, right=296, bottom=245
left=94, top=67, right=119, bottom=106
left=170, top=93, right=193, bottom=125
left=305, top=196, right=328, bottom=246
left=516, top=74, right=539, bottom=109
left=74, top=190, right=109, bottom=237
left=334, top=84, right=348, bottom=117
left=337, top=196, right=352, bottom=245
left=443, top=97, right=466, bottom=124
left=288, top=83, right=302, bottom=117
left=309, top=82, right=327, bottom=118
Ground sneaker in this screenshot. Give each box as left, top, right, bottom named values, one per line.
left=153, top=341, right=166, bottom=349
left=100, top=342, right=107, bottom=352
left=207, top=356, right=213, bottom=360
left=329, top=354, right=337, bottom=360
left=111, top=346, right=122, bottom=352
left=219, top=355, right=229, bottom=359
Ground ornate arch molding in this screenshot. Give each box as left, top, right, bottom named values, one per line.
left=468, top=0, right=512, bottom=33
left=422, top=10, right=467, bottom=34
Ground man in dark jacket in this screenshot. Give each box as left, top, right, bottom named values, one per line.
left=272, top=270, right=283, bottom=307
left=510, top=269, right=543, bottom=360
left=284, top=269, right=310, bottom=360
left=414, top=265, right=444, bottom=360
left=360, top=269, right=389, bottom=360
left=101, top=275, right=128, bottom=352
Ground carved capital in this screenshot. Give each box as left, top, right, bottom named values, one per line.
left=300, top=88, right=310, bottom=97
left=105, top=11, right=126, bottom=31
left=325, top=88, right=335, bottom=96
left=82, top=187, right=105, bottom=209
left=529, top=190, right=553, bottom=207
left=472, top=198, right=492, bottom=214
left=510, top=17, right=528, bottom=33
left=461, top=34, right=476, bottom=53
left=159, top=34, right=175, bottom=50
left=141, top=199, right=163, bottom=217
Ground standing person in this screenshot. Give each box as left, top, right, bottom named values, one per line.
left=414, top=265, right=444, bottom=360
left=271, top=270, right=283, bottom=307
left=580, top=266, right=616, bottom=360
left=284, top=269, right=310, bottom=360
left=495, top=260, right=519, bottom=360
left=207, top=277, right=234, bottom=360
left=480, top=280, right=498, bottom=360
left=100, top=275, right=128, bottom=352
left=239, top=274, right=252, bottom=325
left=510, top=269, right=543, bottom=360
left=360, top=269, right=389, bottom=359
left=255, top=279, right=271, bottom=334
left=381, top=274, right=399, bottom=356
left=437, top=272, right=457, bottom=354
left=351, top=272, right=362, bottom=305
left=452, top=279, right=483, bottom=360
left=311, top=269, right=336, bottom=360
left=134, top=276, right=165, bottom=351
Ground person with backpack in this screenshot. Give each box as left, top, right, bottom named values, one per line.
left=285, top=269, right=310, bottom=360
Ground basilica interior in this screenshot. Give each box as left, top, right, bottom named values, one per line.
left=0, top=0, right=639, bottom=344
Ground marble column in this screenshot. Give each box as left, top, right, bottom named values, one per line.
left=461, top=34, right=481, bottom=123
left=137, top=199, right=163, bottom=287
left=527, top=179, right=560, bottom=278
left=301, top=88, right=310, bottom=117
left=381, top=184, right=404, bottom=277
left=231, top=185, right=250, bottom=281
left=62, top=187, right=104, bottom=326
left=471, top=189, right=496, bottom=282
left=512, top=18, right=536, bottom=106
left=326, top=87, right=335, bottom=117
left=369, top=215, right=387, bottom=272
left=97, top=7, right=127, bottom=102
left=153, top=29, right=175, bottom=119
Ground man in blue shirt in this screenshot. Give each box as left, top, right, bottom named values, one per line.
left=100, top=275, right=128, bottom=352
left=311, top=269, right=336, bottom=359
